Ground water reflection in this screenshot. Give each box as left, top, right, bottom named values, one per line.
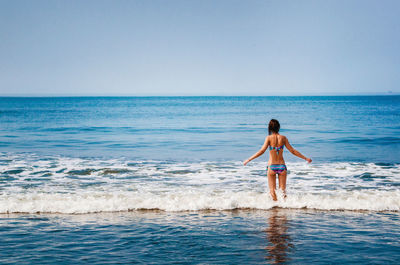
left=265, top=209, right=294, bottom=264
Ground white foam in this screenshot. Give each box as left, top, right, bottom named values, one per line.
left=0, top=190, right=399, bottom=214
left=1, top=153, right=399, bottom=213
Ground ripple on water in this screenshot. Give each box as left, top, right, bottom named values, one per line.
left=0, top=210, right=399, bottom=264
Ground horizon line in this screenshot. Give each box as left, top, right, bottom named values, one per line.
left=0, top=93, right=398, bottom=98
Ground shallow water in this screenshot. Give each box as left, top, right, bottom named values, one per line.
left=1, top=209, right=399, bottom=264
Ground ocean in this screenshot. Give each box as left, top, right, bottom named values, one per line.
left=0, top=96, right=399, bottom=264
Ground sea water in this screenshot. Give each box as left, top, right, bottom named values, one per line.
left=0, top=96, right=399, bottom=264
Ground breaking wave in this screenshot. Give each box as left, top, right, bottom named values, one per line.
left=1, top=153, right=399, bottom=213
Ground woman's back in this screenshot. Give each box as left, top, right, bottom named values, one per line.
left=268, top=134, right=286, bottom=164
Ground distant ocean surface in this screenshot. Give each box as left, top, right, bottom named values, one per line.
left=1, top=96, right=399, bottom=264
left=2, top=96, right=400, bottom=162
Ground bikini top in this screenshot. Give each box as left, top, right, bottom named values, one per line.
left=269, top=145, right=284, bottom=155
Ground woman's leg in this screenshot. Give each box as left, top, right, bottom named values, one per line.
left=278, top=170, right=287, bottom=198
left=267, top=169, right=277, bottom=201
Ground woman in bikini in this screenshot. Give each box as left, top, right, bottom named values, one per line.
left=243, top=119, right=312, bottom=201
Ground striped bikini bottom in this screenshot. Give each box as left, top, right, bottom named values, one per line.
left=267, top=164, right=287, bottom=174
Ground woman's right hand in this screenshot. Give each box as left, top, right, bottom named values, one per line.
left=306, top=158, right=312, bottom=163
left=243, top=159, right=250, bottom=166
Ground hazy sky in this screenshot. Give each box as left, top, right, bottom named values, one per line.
left=1, top=0, right=399, bottom=96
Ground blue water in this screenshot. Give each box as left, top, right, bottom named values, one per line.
left=1, top=210, right=399, bottom=264
left=1, top=96, right=400, bottom=264
left=1, top=96, right=399, bottom=162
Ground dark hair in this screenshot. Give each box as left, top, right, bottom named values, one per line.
left=268, top=119, right=280, bottom=135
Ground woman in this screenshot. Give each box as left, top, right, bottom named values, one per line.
left=243, top=119, right=312, bottom=201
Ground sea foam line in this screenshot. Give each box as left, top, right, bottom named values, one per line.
left=1, top=190, right=399, bottom=214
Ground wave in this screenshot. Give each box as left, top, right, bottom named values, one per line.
left=1, top=152, right=399, bottom=214
left=1, top=190, right=399, bottom=214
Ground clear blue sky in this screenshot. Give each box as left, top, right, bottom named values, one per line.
left=1, top=0, right=399, bottom=96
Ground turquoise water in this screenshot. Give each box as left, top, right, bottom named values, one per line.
left=0, top=96, right=399, bottom=263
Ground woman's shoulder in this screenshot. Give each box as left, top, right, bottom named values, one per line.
left=266, top=134, right=287, bottom=143
left=267, top=134, right=287, bottom=139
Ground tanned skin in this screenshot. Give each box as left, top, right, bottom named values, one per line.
left=244, top=133, right=312, bottom=201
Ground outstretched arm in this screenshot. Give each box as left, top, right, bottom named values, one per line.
left=284, top=137, right=312, bottom=163
left=243, top=137, right=269, bottom=165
